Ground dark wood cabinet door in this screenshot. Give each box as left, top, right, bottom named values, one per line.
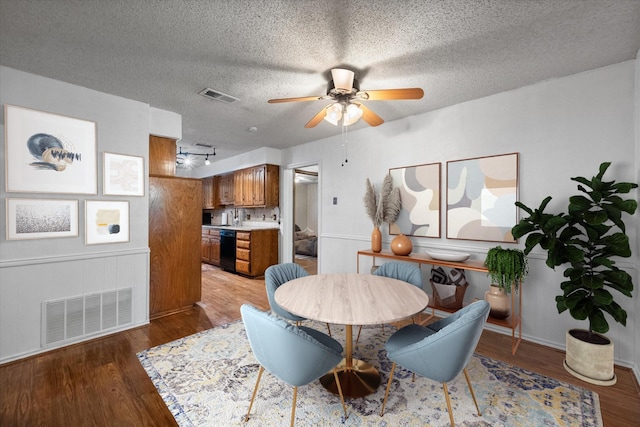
left=149, top=176, right=202, bottom=318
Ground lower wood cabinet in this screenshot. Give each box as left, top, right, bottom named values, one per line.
left=235, top=229, right=278, bottom=277
left=202, top=228, right=221, bottom=266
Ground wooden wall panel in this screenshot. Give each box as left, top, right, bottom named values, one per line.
left=149, top=176, right=202, bottom=318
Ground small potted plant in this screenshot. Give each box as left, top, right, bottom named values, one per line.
left=484, top=246, right=528, bottom=318
left=511, top=162, right=637, bottom=385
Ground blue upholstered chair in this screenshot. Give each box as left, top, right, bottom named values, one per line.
left=265, top=263, right=331, bottom=335
left=240, top=304, right=348, bottom=426
left=265, top=263, right=309, bottom=322
left=373, top=262, right=423, bottom=288
left=380, top=300, right=490, bottom=426
left=356, top=262, right=424, bottom=345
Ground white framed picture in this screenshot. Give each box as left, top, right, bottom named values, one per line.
left=4, top=104, right=97, bottom=194
left=6, top=198, right=79, bottom=240
left=85, top=200, right=130, bottom=245
left=103, top=152, right=145, bottom=196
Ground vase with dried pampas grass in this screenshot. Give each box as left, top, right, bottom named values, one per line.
left=364, top=174, right=401, bottom=252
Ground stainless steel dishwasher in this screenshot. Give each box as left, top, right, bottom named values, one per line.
left=219, top=229, right=236, bottom=272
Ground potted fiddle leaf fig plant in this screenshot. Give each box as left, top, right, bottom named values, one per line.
left=484, top=246, right=528, bottom=319
left=511, top=162, right=637, bottom=385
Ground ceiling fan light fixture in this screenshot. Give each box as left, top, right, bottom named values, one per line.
left=323, top=102, right=343, bottom=126
left=331, top=68, right=355, bottom=93
left=343, top=103, right=363, bottom=126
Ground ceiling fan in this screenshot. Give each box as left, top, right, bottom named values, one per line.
left=268, top=68, right=424, bottom=128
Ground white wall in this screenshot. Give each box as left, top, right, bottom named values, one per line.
left=281, top=60, right=638, bottom=367
left=0, top=66, right=178, bottom=363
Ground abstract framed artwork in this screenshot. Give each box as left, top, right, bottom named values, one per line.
left=103, top=152, right=145, bottom=196
left=389, top=162, right=441, bottom=238
left=85, top=200, right=130, bottom=245
left=447, top=152, right=519, bottom=243
left=6, top=198, right=79, bottom=240
left=4, top=104, right=97, bottom=194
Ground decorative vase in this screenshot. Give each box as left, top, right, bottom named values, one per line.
left=564, top=329, right=616, bottom=386
left=371, top=227, right=382, bottom=253
left=484, top=285, right=510, bottom=319
left=390, top=234, right=412, bottom=256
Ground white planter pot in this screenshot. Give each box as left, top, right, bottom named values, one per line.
left=484, top=285, right=510, bottom=319
left=564, top=329, right=617, bottom=386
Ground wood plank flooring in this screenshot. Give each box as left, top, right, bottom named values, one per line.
left=0, top=265, right=638, bottom=426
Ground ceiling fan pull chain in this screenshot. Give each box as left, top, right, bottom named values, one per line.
left=341, top=122, right=349, bottom=166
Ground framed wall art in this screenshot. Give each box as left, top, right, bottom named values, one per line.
left=4, top=104, right=97, bottom=194
left=6, top=198, right=79, bottom=240
left=446, top=152, right=519, bottom=243
left=389, top=162, right=441, bottom=238
left=85, top=200, right=130, bottom=245
left=103, top=152, right=145, bottom=196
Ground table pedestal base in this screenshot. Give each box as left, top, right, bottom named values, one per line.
left=319, top=358, right=381, bottom=398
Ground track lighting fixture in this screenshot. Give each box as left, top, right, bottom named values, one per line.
left=176, top=146, right=216, bottom=167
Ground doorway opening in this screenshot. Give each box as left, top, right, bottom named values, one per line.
left=293, top=166, right=318, bottom=275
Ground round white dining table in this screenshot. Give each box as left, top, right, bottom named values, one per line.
left=274, top=272, right=429, bottom=398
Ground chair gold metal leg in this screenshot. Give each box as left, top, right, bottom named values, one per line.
left=245, top=366, right=264, bottom=422
left=463, top=368, right=481, bottom=416
left=326, top=323, right=332, bottom=337
left=290, top=386, right=297, bottom=427
left=443, top=382, right=455, bottom=427
left=380, top=362, right=396, bottom=416
left=355, top=325, right=363, bottom=347
left=333, top=368, right=348, bottom=419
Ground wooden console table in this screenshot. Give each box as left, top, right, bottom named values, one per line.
left=356, top=249, right=522, bottom=355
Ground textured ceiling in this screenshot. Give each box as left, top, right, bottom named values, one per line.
left=1, top=0, right=640, bottom=169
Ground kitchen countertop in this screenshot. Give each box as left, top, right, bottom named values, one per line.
left=203, top=224, right=280, bottom=231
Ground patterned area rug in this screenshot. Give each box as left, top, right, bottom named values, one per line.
left=137, top=320, right=602, bottom=426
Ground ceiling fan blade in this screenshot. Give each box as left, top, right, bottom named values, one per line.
left=305, top=106, right=330, bottom=128
left=359, top=104, right=384, bottom=127
left=361, top=88, right=424, bottom=101
left=268, top=95, right=323, bottom=103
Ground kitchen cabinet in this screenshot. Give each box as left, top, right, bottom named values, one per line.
left=149, top=135, right=177, bottom=176
left=202, top=177, right=215, bottom=209
left=201, top=227, right=220, bottom=266
left=235, top=228, right=278, bottom=277
left=234, top=164, right=279, bottom=207
left=149, top=135, right=202, bottom=319
left=215, top=173, right=234, bottom=205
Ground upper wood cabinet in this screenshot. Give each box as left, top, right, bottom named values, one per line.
left=202, top=177, right=215, bottom=209
left=234, top=164, right=279, bottom=207
left=149, top=135, right=176, bottom=176
left=216, top=173, right=235, bottom=206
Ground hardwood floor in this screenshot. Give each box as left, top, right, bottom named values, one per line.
left=294, top=255, right=317, bottom=275
left=1, top=265, right=638, bottom=426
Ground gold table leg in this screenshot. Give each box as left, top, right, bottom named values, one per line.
left=319, top=324, right=381, bottom=398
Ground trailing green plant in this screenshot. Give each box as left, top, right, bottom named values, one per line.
left=511, top=162, right=637, bottom=337
left=484, top=246, right=528, bottom=293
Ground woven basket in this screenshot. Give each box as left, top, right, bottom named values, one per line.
left=430, top=280, right=468, bottom=309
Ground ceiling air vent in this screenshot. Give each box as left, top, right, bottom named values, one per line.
left=199, top=88, right=239, bottom=104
